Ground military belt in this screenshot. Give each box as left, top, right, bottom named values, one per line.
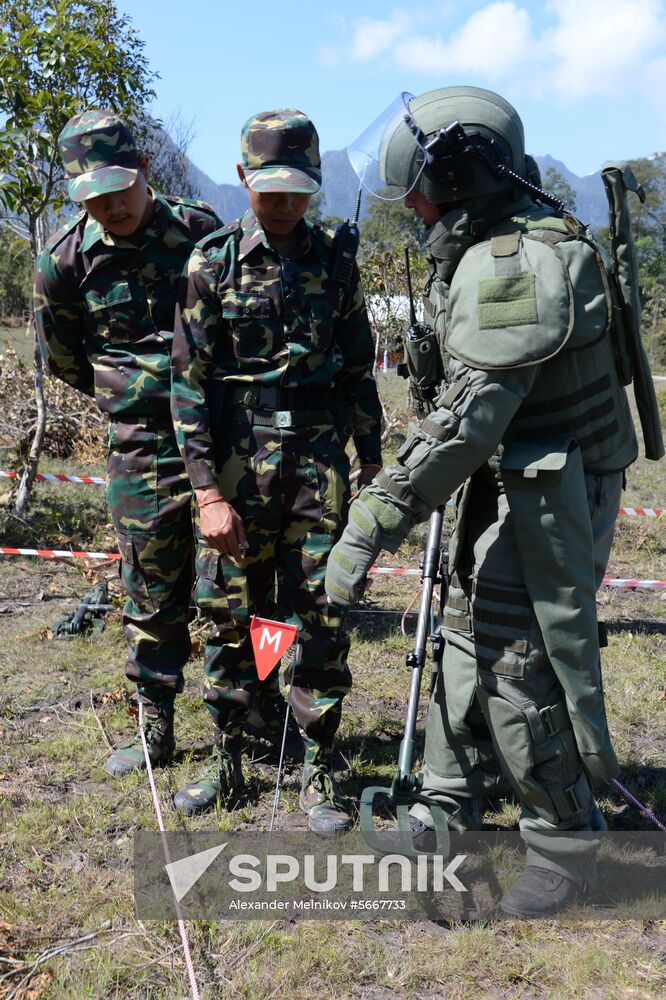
left=227, top=384, right=335, bottom=428
left=228, top=384, right=333, bottom=409
left=250, top=408, right=334, bottom=428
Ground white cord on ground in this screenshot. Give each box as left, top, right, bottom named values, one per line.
left=267, top=647, right=300, bottom=855
left=139, top=701, right=201, bottom=1000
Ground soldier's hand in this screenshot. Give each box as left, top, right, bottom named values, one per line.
left=198, top=497, right=248, bottom=561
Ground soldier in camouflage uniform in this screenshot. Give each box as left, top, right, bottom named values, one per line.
left=171, top=109, right=382, bottom=833
left=34, top=110, right=299, bottom=777
left=327, top=88, right=663, bottom=912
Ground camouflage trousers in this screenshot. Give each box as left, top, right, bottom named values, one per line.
left=106, top=415, right=194, bottom=702
left=413, top=468, right=622, bottom=885
left=194, top=412, right=352, bottom=748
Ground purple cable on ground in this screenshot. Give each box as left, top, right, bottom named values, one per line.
left=610, top=777, right=666, bottom=831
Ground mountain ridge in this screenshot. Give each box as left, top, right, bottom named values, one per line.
left=184, top=149, right=655, bottom=231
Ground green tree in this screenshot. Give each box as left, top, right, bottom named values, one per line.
left=595, top=155, right=666, bottom=369
left=0, top=225, right=31, bottom=319
left=357, top=198, right=426, bottom=371
left=360, top=197, right=423, bottom=254
left=542, top=166, right=577, bottom=212
left=0, top=0, right=156, bottom=516
left=628, top=155, right=666, bottom=368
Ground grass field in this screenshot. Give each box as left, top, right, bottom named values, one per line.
left=0, top=370, right=664, bottom=998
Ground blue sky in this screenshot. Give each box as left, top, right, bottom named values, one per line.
left=115, top=0, right=666, bottom=186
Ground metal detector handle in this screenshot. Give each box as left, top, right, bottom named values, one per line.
left=396, top=505, right=445, bottom=782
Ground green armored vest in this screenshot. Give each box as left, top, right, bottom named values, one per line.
left=445, top=210, right=639, bottom=473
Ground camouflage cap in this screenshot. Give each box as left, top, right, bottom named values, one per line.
left=58, top=109, right=140, bottom=203
left=240, top=109, right=321, bottom=194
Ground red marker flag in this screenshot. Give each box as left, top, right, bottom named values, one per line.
left=249, top=615, right=299, bottom=680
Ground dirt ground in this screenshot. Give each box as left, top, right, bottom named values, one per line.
left=0, top=374, right=664, bottom=997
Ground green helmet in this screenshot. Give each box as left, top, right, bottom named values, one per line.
left=379, top=86, right=526, bottom=205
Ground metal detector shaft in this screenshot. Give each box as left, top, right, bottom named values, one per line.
left=359, top=503, right=450, bottom=856
left=396, top=505, right=445, bottom=784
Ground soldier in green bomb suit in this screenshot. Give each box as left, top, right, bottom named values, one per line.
left=34, top=110, right=300, bottom=777
left=325, top=87, right=663, bottom=912
left=170, top=108, right=383, bottom=833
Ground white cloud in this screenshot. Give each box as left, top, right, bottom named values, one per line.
left=350, top=10, right=410, bottom=61
left=396, top=2, right=535, bottom=78
left=544, top=0, right=666, bottom=98
left=339, top=0, right=666, bottom=103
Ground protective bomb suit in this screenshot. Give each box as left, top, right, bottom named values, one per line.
left=327, top=87, right=663, bottom=914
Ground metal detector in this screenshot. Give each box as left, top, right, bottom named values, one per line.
left=360, top=506, right=451, bottom=856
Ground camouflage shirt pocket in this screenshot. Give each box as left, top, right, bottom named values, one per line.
left=83, top=278, right=147, bottom=343
left=219, top=289, right=279, bottom=363
left=307, top=293, right=336, bottom=351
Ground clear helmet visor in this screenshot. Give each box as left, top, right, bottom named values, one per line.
left=347, top=92, right=426, bottom=201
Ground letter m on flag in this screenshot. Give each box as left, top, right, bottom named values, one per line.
left=249, top=615, right=299, bottom=679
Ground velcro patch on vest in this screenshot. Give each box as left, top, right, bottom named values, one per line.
left=477, top=274, right=538, bottom=329
left=490, top=231, right=521, bottom=257
left=446, top=234, right=573, bottom=369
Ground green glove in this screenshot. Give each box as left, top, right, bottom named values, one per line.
left=325, top=490, right=410, bottom=607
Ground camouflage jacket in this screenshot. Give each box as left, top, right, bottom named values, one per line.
left=34, top=191, right=221, bottom=418
left=171, top=209, right=382, bottom=488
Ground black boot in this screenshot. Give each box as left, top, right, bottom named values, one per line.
left=500, top=866, right=581, bottom=917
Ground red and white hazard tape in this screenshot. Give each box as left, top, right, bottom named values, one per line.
left=0, top=469, right=105, bottom=485
left=370, top=567, right=421, bottom=576
left=0, top=547, right=118, bottom=560
left=618, top=506, right=663, bottom=517
left=2, top=469, right=666, bottom=515
left=0, top=550, right=664, bottom=588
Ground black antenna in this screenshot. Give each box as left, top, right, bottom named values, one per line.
left=351, top=185, right=362, bottom=226
left=405, top=247, right=417, bottom=326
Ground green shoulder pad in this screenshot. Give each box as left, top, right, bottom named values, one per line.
left=446, top=233, right=574, bottom=370
left=198, top=219, right=240, bottom=252
left=43, top=213, right=85, bottom=256
left=164, top=194, right=217, bottom=217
